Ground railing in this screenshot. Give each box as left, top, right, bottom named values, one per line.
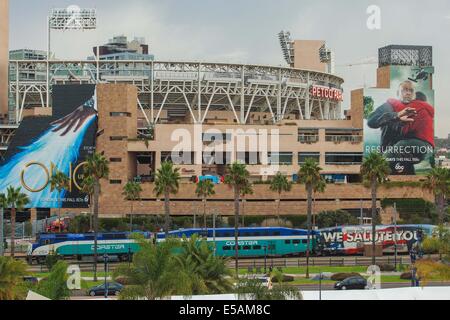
left=228, top=256, right=410, bottom=269
left=298, top=135, right=319, bottom=144
left=325, top=135, right=363, bottom=143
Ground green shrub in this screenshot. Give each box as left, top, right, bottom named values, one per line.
left=400, top=272, right=412, bottom=280
left=271, top=274, right=295, bottom=283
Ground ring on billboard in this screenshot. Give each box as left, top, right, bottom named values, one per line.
left=20, top=162, right=50, bottom=193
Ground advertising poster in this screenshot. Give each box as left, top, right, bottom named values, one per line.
left=363, top=66, right=435, bottom=175
left=0, top=85, right=97, bottom=208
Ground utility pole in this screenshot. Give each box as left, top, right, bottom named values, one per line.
left=213, top=211, right=217, bottom=257
left=393, top=203, right=398, bottom=271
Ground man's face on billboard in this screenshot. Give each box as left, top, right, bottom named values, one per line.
left=399, top=82, right=415, bottom=103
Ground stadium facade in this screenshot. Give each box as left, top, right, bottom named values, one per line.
left=0, top=5, right=434, bottom=220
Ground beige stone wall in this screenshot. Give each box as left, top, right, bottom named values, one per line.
left=377, top=66, right=391, bottom=88
left=293, top=40, right=327, bottom=73
left=0, top=0, right=8, bottom=120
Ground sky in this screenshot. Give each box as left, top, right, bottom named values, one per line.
left=8, top=0, right=450, bottom=138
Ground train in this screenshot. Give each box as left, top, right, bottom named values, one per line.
left=27, top=231, right=152, bottom=264
left=26, top=224, right=437, bottom=263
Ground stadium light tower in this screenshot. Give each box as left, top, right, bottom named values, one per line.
left=319, top=44, right=335, bottom=74
left=46, top=6, right=97, bottom=107
left=278, top=31, right=294, bottom=67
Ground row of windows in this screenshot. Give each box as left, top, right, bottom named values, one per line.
left=222, top=244, right=276, bottom=251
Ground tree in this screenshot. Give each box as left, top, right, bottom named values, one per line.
left=0, top=257, right=28, bottom=300
left=36, top=260, right=70, bottom=300
left=224, top=162, right=252, bottom=279
left=154, top=161, right=181, bottom=238
left=82, top=153, right=110, bottom=282
left=80, top=175, right=95, bottom=232
left=360, top=152, right=390, bottom=266
left=240, top=183, right=253, bottom=227
left=316, top=210, right=359, bottom=228
left=298, top=158, right=325, bottom=278
left=49, top=170, right=71, bottom=230
left=113, top=237, right=191, bottom=300
left=422, top=168, right=450, bottom=224
left=270, top=172, right=292, bottom=222
left=195, top=180, right=216, bottom=233
left=123, top=181, right=143, bottom=232
left=4, top=187, right=29, bottom=258
left=174, top=235, right=233, bottom=295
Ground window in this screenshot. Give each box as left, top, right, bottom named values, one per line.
left=273, top=231, right=281, bottom=236
left=325, top=153, right=364, bottom=165
left=243, top=246, right=251, bottom=250
left=293, top=240, right=301, bottom=245
left=110, top=158, right=122, bottom=163
left=223, top=246, right=231, bottom=251
left=253, top=245, right=262, bottom=250
left=161, top=151, right=194, bottom=165
left=110, top=112, right=131, bottom=117
left=284, top=240, right=291, bottom=244
left=110, top=136, right=127, bottom=141
left=268, top=152, right=293, bottom=165
left=298, top=129, right=319, bottom=143
left=110, top=180, right=122, bottom=184
left=302, top=239, right=308, bottom=244
left=236, top=152, right=261, bottom=165
left=299, top=152, right=321, bottom=164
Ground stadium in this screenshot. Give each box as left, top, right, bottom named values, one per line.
left=0, top=3, right=434, bottom=221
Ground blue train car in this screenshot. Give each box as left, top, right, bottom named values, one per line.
left=27, top=231, right=152, bottom=264
left=156, top=227, right=318, bottom=258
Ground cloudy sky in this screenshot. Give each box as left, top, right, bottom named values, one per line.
left=9, top=0, right=450, bottom=137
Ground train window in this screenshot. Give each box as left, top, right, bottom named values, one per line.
left=274, top=232, right=281, bottom=236
left=223, top=246, right=231, bottom=251
left=243, top=246, right=251, bottom=250
left=268, top=245, right=275, bottom=250
left=293, top=240, right=300, bottom=244
left=285, top=240, right=291, bottom=244
left=224, top=233, right=231, bottom=237
left=302, top=240, right=308, bottom=244
left=253, top=245, right=262, bottom=250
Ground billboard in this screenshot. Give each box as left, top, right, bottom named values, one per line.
left=363, top=66, right=435, bottom=175
left=0, top=85, right=97, bottom=208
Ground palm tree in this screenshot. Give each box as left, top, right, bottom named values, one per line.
left=113, top=237, right=191, bottom=300
left=270, top=172, right=292, bottom=223
left=360, top=152, right=390, bottom=266
left=80, top=175, right=95, bottom=232
left=174, top=235, right=233, bottom=294
left=312, top=177, right=327, bottom=228
left=0, top=257, right=28, bottom=300
left=154, top=161, right=180, bottom=238
left=224, top=162, right=252, bottom=278
left=4, top=187, right=29, bottom=258
left=298, top=158, right=325, bottom=278
left=49, top=171, right=70, bottom=231
left=422, top=167, right=450, bottom=224
left=82, top=153, right=109, bottom=282
left=195, top=180, right=216, bottom=234
left=123, top=181, right=143, bottom=232
left=240, top=183, right=253, bottom=227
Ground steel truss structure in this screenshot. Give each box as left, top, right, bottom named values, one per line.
left=7, top=60, right=344, bottom=127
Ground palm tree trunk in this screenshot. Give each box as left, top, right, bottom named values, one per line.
left=234, top=187, right=240, bottom=279
left=10, top=207, right=16, bottom=258
left=58, top=191, right=62, bottom=232
left=164, top=190, right=170, bottom=239
left=130, top=202, right=134, bottom=233
left=306, top=184, right=312, bottom=279
left=93, top=183, right=100, bottom=282
left=438, top=194, right=445, bottom=225
left=371, top=179, right=377, bottom=266
left=203, top=197, right=207, bottom=233
left=277, top=192, right=281, bottom=223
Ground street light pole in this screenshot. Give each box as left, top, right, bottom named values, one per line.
left=213, top=211, right=217, bottom=257
left=319, top=272, right=323, bottom=301
left=393, top=203, right=398, bottom=271
left=103, top=254, right=109, bottom=299
left=264, top=246, right=267, bottom=274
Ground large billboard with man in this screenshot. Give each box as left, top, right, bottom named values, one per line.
left=363, top=66, right=435, bottom=175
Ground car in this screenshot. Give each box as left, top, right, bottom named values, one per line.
left=87, top=282, right=123, bottom=297
left=23, top=276, right=39, bottom=285
left=334, top=276, right=367, bottom=290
